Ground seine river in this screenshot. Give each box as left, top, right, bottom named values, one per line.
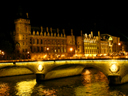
left=0, top=68, right=128, bottom=96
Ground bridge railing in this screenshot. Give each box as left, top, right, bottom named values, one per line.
left=0, top=56, right=128, bottom=62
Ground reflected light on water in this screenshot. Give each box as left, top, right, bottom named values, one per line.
left=15, top=79, right=36, bottom=96
left=36, top=85, right=57, bottom=96
left=75, top=69, right=110, bottom=95
left=0, top=83, right=10, bottom=96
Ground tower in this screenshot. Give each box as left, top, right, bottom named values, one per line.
left=14, top=12, right=31, bottom=55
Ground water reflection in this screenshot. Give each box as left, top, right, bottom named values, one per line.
left=0, top=83, right=10, bottom=96
left=15, top=79, right=36, bottom=96
left=1, top=69, right=128, bottom=95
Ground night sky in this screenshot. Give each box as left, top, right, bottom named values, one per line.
left=0, top=2, right=128, bottom=41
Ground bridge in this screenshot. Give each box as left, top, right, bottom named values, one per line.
left=0, top=58, right=128, bottom=85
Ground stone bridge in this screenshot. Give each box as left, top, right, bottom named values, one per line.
left=0, top=59, right=128, bottom=85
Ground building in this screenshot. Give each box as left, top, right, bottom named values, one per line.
left=83, top=31, right=99, bottom=57
left=100, top=34, right=121, bottom=55
left=76, top=30, right=84, bottom=56
left=13, top=13, right=76, bottom=59
left=12, top=12, right=123, bottom=59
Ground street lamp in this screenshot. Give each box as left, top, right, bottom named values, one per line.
left=118, top=42, right=122, bottom=56
left=46, top=47, right=49, bottom=58
left=118, top=43, right=121, bottom=46
left=47, top=47, right=49, bottom=51
left=70, top=47, right=73, bottom=52
left=27, top=51, right=30, bottom=59
left=69, top=47, right=73, bottom=57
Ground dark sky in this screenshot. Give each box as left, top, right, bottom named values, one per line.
left=0, top=2, right=128, bottom=41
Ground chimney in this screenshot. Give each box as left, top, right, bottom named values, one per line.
left=57, top=28, right=59, bottom=33
left=46, top=27, right=48, bottom=32
left=41, top=26, right=43, bottom=32
left=80, top=30, right=82, bottom=36
left=26, top=13, right=29, bottom=18
left=91, top=31, right=93, bottom=37
left=62, top=29, right=65, bottom=34
left=98, top=31, right=100, bottom=37
left=50, top=27, right=52, bottom=33
left=85, top=33, right=87, bottom=38
left=71, top=29, right=73, bottom=35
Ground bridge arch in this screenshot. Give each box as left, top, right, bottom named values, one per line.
left=0, top=66, right=34, bottom=77
left=44, top=63, right=109, bottom=81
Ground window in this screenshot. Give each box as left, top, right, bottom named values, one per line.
left=64, top=47, right=66, bottom=52
left=34, top=47, right=36, bottom=52
left=41, top=47, right=43, bottom=52
left=25, top=49, right=27, bottom=52
left=61, top=47, right=63, bottom=52
left=58, top=47, right=60, bottom=52
left=37, top=39, right=39, bottom=44
left=41, top=39, right=43, bottom=44
left=23, top=49, right=24, bottom=52
left=37, top=47, right=39, bottom=52
left=30, top=38, right=32, bottom=44
left=33, top=39, right=35, bottom=44
left=30, top=46, right=32, bottom=53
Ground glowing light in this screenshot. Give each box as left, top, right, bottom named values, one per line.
left=44, top=55, right=47, bottom=58
left=38, top=64, right=43, bottom=71
left=118, top=43, right=121, bottom=46
left=70, top=48, right=73, bottom=52
left=47, top=47, right=49, bottom=51
left=27, top=51, right=29, bottom=54
left=16, top=80, right=36, bottom=96
left=110, top=64, right=119, bottom=73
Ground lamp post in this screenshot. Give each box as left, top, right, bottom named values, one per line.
left=118, top=42, right=121, bottom=54
left=46, top=47, right=49, bottom=58
left=27, top=51, right=30, bottom=59
left=0, top=50, right=5, bottom=60
left=69, top=47, right=73, bottom=57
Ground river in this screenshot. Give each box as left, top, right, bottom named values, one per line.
left=0, top=68, right=128, bottom=96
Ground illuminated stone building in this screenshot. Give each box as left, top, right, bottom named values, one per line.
left=66, top=29, right=76, bottom=57
left=30, top=27, right=67, bottom=59
left=83, top=31, right=99, bottom=57
left=76, top=30, right=84, bottom=56
left=13, top=13, right=76, bottom=59
left=13, top=12, right=122, bottom=59
left=100, top=34, right=121, bottom=55
left=82, top=32, right=121, bottom=57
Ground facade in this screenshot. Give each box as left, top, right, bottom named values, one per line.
left=13, top=13, right=123, bottom=59
left=100, top=34, right=121, bottom=55
left=13, top=15, right=76, bottom=59
left=76, top=30, right=84, bottom=56
left=30, top=27, right=68, bottom=59
left=83, top=31, right=99, bottom=57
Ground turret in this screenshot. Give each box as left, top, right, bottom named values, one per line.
left=14, top=12, right=31, bottom=54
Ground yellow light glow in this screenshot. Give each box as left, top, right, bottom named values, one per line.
left=38, top=64, right=43, bottom=71
left=16, top=80, right=36, bottom=96
left=118, top=43, right=121, bottom=46
left=47, top=47, right=49, bottom=51
left=104, top=54, right=107, bottom=56
left=44, top=55, right=47, bottom=58
left=110, top=64, right=119, bottom=73
left=70, top=48, right=73, bottom=52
